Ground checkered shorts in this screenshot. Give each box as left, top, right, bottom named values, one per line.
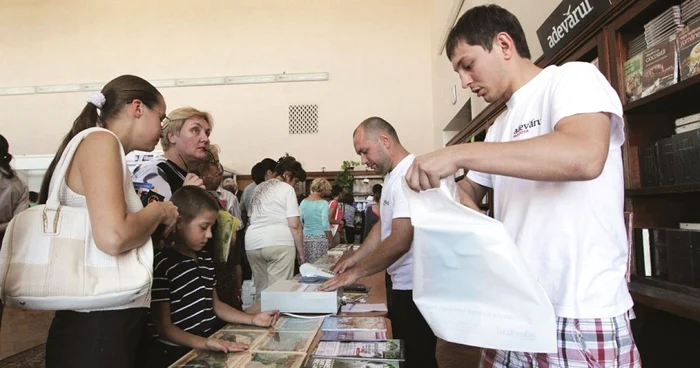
left=480, top=312, right=640, bottom=368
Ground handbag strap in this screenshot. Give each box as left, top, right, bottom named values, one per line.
left=46, top=127, right=125, bottom=210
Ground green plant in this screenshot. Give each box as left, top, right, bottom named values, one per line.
left=335, top=160, right=361, bottom=192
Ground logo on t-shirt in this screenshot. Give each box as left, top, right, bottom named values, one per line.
left=383, top=199, right=390, bottom=206
left=513, top=118, right=541, bottom=138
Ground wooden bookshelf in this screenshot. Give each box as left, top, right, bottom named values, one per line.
left=447, top=0, right=700, bottom=328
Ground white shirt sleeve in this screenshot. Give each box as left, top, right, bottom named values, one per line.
left=285, top=186, right=301, bottom=218
left=393, top=179, right=411, bottom=219
left=550, top=62, right=625, bottom=148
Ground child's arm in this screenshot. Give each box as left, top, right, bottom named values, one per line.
left=213, top=289, right=280, bottom=326
left=151, top=301, right=249, bottom=353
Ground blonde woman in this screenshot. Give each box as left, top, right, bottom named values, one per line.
left=299, top=178, right=334, bottom=263
left=132, top=107, right=214, bottom=200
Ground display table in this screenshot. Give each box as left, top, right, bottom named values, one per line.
left=170, top=271, right=392, bottom=367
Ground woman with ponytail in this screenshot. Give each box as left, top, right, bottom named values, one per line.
left=39, top=75, right=179, bottom=368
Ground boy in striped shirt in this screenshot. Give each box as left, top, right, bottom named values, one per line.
left=147, top=186, right=279, bottom=367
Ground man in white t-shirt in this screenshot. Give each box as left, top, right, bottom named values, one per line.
left=319, top=117, right=437, bottom=368
left=406, top=5, right=640, bottom=368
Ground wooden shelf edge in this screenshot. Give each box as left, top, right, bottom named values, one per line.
left=629, top=278, right=700, bottom=322
left=623, top=73, right=700, bottom=113
left=626, top=183, right=700, bottom=196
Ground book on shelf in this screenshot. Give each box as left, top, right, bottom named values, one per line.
left=624, top=53, right=644, bottom=102
left=682, top=0, right=700, bottom=23
left=304, top=358, right=404, bottom=368
left=642, top=35, right=679, bottom=98
left=671, top=130, right=700, bottom=184
left=667, top=230, right=695, bottom=286
left=657, top=137, right=676, bottom=186
left=634, top=228, right=670, bottom=281
left=674, top=112, right=700, bottom=127
left=321, top=317, right=387, bottom=332
left=312, top=340, right=405, bottom=362
left=680, top=222, right=700, bottom=230
left=678, top=16, right=700, bottom=80
left=675, top=122, right=700, bottom=134
left=638, top=143, right=659, bottom=187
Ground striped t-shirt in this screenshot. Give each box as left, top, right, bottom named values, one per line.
left=151, top=248, right=218, bottom=345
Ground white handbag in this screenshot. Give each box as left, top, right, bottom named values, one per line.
left=0, top=128, right=153, bottom=311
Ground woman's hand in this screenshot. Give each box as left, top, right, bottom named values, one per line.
left=183, top=173, right=205, bottom=188
left=153, top=201, right=179, bottom=237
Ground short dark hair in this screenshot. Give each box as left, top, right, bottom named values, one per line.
left=251, top=162, right=264, bottom=184
left=331, top=185, right=343, bottom=197
left=29, top=191, right=39, bottom=203
left=255, top=158, right=277, bottom=184
left=446, top=4, right=530, bottom=60
left=355, top=117, right=400, bottom=144
left=275, top=154, right=305, bottom=182
left=170, top=186, right=220, bottom=223
left=372, top=184, right=382, bottom=196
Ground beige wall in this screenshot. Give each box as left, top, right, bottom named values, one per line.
left=2, top=0, right=564, bottom=175
left=0, top=0, right=433, bottom=173
left=430, top=0, right=561, bottom=145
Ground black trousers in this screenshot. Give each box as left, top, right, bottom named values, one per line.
left=45, top=308, right=147, bottom=368
left=389, top=289, right=438, bottom=368
left=346, top=227, right=356, bottom=244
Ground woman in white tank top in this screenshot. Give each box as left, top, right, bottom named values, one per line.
left=38, top=75, right=179, bottom=368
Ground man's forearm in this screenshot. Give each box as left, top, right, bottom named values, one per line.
left=356, top=232, right=412, bottom=278
left=456, top=121, right=609, bottom=182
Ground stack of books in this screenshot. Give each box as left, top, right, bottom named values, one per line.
left=645, top=6, right=684, bottom=46
left=682, top=0, right=700, bottom=23
left=628, top=34, right=647, bottom=58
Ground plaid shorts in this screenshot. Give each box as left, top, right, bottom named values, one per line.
left=480, top=312, right=640, bottom=368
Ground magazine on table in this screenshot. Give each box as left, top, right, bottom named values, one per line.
left=312, top=340, right=405, bottom=361
left=321, top=317, right=387, bottom=332
left=304, top=358, right=404, bottom=368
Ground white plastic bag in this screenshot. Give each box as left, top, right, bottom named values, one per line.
left=403, top=179, right=556, bottom=353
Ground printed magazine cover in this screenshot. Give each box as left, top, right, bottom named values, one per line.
left=234, top=352, right=307, bottom=368
left=304, top=358, right=404, bottom=368
left=320, top=331, right=388, bottom=342
left=678, top=17, right=700, bottom=80
left=642, top=35, right=678, bottom=97
left=274, top=316, right=324, bottom=333
left=254, top=331, right=317, bottom=353
left=321, top=317, right=387, bottom=332
left=624, top=53, right=643, bottom=102
left=312, top=340, right=405, bottom=361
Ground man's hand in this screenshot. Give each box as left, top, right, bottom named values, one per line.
left=332, top=254, right=358, bottom=274
left=318, top=268, right=361, bottom=292
left=406, top=146, right=460, bottom=191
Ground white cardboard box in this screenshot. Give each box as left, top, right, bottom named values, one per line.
left=261, top=279, right=342, bottom=314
